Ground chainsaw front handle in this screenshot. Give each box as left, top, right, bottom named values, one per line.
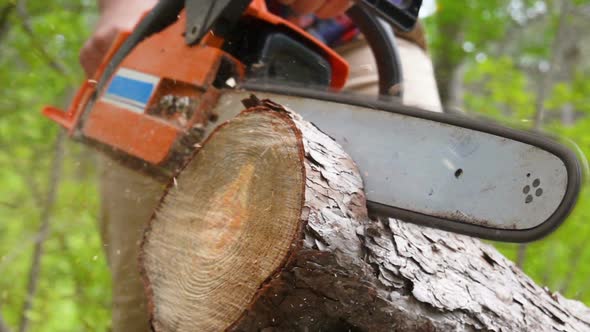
left=43, top=0, right=409, bottom=131
left=42, top=31, right=132, bottom=133
left=347, top=5, right=403, bottom=97
left=41, top=0, right=179, bottom=132
left=100, top=0, right=406, bottom=97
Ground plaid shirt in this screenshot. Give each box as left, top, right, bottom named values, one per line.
left=267, top=2, right=360, bottom=47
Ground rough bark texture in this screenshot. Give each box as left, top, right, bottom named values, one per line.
left=141, top=99, right=590, bottom=332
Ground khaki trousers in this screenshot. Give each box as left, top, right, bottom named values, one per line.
left=97, top=37, right=442, bottom=332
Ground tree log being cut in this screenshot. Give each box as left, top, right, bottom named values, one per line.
left=140, top=97, right=590, bottom=332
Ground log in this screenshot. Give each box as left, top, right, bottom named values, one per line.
left=140, top=98, right=590, bottom=332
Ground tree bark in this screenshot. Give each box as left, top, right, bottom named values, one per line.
left=432, top=19, right=463, bottom=109
left=0, top=309, right=12, bottom=332
left=140, top=99, right=590, bottom=332
left=19, top=131, right=65, bottom=332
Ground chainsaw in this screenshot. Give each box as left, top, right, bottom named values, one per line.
left=42, top=0, right=581, bottom=242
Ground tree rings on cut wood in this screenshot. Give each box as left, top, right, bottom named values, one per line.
left=140, top=108, right=305, bottom=331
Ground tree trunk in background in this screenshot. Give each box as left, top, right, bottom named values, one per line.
left=432, top=18, right=463, bottom=109
left=0, top=310, right=11, bottom=332
left=554, top=5, right=582, bottom=128
left=18, top=131, right=65, bottom=332
left=446, top=62, right=467, bottom=113
left=140, top=100, right=590, bottom=332
left=533, top=0, right=573, bottom=131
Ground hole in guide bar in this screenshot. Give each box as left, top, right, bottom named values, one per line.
left=455, top=169, right=463, bottom=178
left=523, top=185, right=531, bottom=194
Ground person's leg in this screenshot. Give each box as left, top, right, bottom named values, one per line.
left=98, top=154, right=165, bottom=332
left=336, top=37, right=443, bottom=112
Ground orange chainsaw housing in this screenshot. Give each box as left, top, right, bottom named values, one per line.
left=43, top=0, right=349, bottom=174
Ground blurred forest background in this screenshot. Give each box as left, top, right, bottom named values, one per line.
left=0, top=0, right=589, bottom=331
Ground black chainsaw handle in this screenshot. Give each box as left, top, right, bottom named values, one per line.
left=182, top=0, right=404, bottom=97
left=347, top=4, right=403, bottom=98
left=97, top=0, right=403, bottom=98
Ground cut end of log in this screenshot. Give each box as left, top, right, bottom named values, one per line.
left=140, top=109, right=305, bottom=331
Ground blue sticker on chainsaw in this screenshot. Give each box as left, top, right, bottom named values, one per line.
left=102, top=68, right=160, bottom=113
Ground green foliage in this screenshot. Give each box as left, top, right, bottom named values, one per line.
left=426, top=0, right=511, bottom=83
left=464, top=56, right=536, bottom=122
left=0, top=1, right=111, bottom=331
left=546, top=73, right=590, bottom=114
